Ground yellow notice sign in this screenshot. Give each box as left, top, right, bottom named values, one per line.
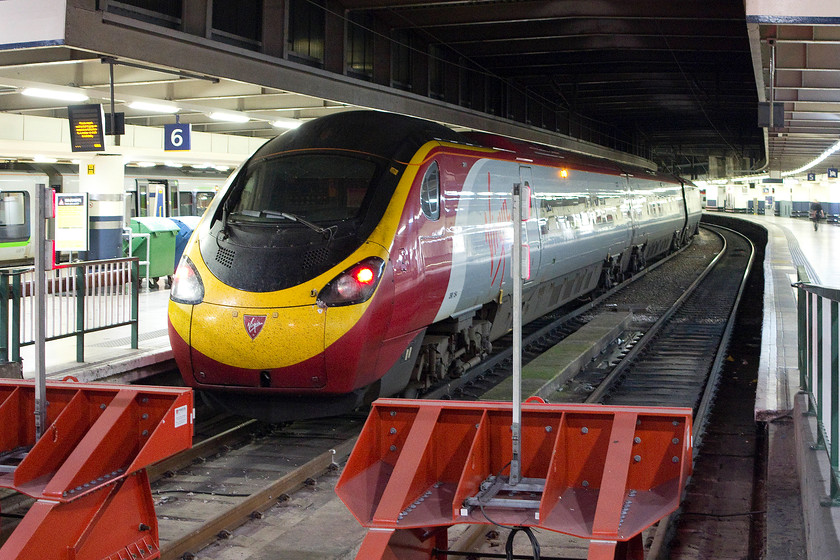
left=55, top=193, right=89, bottom=251
left=87, top=164, right=95, bottom=175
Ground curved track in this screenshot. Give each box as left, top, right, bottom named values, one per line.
left=460, top=224, right=757, bottom=559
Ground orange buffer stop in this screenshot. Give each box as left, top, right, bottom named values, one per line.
left=0, top=380, right=193, bottom=560
left=336, top=399, right=693, bottom=560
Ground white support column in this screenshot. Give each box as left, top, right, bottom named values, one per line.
left=78, top=154, right=125, bottom=260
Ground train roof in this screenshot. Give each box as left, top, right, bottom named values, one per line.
left=251, top=111, right=687, bottom=185
left=250, top=110, right=466, bottom=165
left=463, top=131, right=684, bottom=184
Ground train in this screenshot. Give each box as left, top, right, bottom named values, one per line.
left=167, top=110, right=702, bottom=422
left=0, top=164, right=226, bottom=264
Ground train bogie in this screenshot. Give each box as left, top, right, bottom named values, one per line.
left=168, top=111, right=701, bottom=422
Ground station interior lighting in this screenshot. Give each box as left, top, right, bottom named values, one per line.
left=208, top=111, right=250, bottom=123
left=21, top=87, right=89, bottom=102
left=782, top=139, right=840, bottom=177
left=272, top=119, right=303, bottom=130
left=128, top=100, right=179, bottom=113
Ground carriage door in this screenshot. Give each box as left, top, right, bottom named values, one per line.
left=519, top=167, right=541, bottom=283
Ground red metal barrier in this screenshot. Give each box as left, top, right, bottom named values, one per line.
left=0, top=380, right=193, bottom=560
left=336, top=399, right=693, bottom=560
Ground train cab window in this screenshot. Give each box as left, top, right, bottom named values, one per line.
left=0, top=191, right=30, bottom=243
left=420, top=161, right=440, bottom=220
left=231, top=154, right=379, bottom=224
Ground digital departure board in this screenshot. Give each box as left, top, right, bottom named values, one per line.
left=68, top=104, right=106, bottom=152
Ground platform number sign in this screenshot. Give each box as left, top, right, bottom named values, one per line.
left=829, top=168, right=839, bottom=179
left=164, top=123, right=191, bottom=151
left=808, top=173, right=816, bottom=181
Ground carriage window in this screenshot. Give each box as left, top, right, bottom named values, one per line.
left=195, top=192, right=215, bottom=215
left=420, top=161, right=440, bottom=220
left=0, top=191, right=30, bottom=243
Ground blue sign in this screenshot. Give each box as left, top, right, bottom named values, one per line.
left=829, top=168, right=839, bottom=179
left=808, top=173, right=816, bottom=181
left=164, top=123, right=191, bottom=151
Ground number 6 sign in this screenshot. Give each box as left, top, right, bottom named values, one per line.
left=164, top=123, right=192, bottom=151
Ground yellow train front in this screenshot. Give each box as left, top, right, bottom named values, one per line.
left=167, top=111, right=461, bottom=421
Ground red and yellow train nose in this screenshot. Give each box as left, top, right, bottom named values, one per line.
left=167, top=250, right=389, bottom=394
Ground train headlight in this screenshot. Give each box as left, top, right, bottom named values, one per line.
left=318, top=257, right=385, bottom=307
left=170, top=257, right=205, bottom=305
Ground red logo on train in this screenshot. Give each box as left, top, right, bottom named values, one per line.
left=244, top=315, right=267, bottom=340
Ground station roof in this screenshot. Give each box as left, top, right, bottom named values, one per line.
left=0, top=1, right=838, bottom=178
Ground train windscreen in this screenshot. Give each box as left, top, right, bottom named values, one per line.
left=229, top=154, right=378, bottom=225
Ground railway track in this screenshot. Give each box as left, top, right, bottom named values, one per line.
left=1, top=224, right=757, bottom=560
left=459, top=224, right=757, bottom=559
left=155, top=227, right=735, bottom=560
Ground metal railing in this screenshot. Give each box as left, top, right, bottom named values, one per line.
left=796, top=268, right=840, bottom=506
left=0, top=257, right=140, bottom=364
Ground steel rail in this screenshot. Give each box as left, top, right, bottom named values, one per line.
left=585, top=226, right=729, bottom=404
left=645, top=224, right=755, bottom=560
left=424, top=237, right=698, bottom=400
left=159, top=437, right=358, bottom=560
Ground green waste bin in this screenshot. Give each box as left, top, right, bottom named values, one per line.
left=126, top=217, right=180, bottom=287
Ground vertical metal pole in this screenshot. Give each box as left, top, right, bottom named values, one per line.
left=831, top=300, right=839, bottom=477
left=76, top=266, right=85, bottom=363
left=11, top=273, right=20, bottom=362
left=34, top=184, right=47, bottom=440
left=511, top=183, right=522, bottom=486
left=131, top=259, right=139, bottom=349
left=109, top=60, right=121, bottom=147
left=769, top=40, right=776, bottom=129
left=0, top=273, right=8, bottom=363
left=799, top=284, right=807, bottom=390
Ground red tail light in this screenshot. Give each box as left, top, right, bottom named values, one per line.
left=318, top=257, right=385, bottom=306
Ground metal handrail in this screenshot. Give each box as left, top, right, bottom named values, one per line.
left=0, top=257, right=140, bottom=365
left=796, top=269, right=840, bottom=506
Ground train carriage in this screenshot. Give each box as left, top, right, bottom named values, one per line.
left=168, top=111, right=701, bottom=421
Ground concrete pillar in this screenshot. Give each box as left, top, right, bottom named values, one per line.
left=78, top=154, right=124, bottom=260
left=324, top=0, right=344, bottom=74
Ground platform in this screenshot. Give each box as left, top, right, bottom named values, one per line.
left=707, top=211, right=840, bottom=560
left=13, top=284, right=173, bottom=384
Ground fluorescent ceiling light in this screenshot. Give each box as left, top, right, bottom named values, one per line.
left=209, top=111, right=249, bottom=123
left=128, top=101, right=179, bottom=113
left=21, top=87, right=89, bottom=102
left=783, top=139, right=840, bottom=177
left=164, top=161, right=183, bottom=168
left=272, top=119, right=302, bottom=130
left=132, top=161, right=157, bottom=168
left=33, top=155, right=58, bottom=163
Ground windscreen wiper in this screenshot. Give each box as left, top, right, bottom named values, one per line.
left=262, top=210, right=335, bottom=239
